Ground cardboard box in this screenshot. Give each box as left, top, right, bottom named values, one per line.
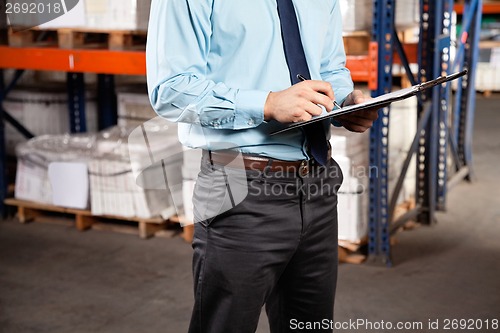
left=48, top=162, right=89, bottom=209
left=337, top=177, right=369, bottom=243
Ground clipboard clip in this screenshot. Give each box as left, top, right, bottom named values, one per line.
left=416, top=69, right=468, bottom=92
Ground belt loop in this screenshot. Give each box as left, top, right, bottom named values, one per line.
left=263, top=158, right=273, bottom=177
left=208, top=150, right=214, bottom=166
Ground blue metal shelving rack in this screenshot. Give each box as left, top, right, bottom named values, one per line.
left=368, top=0, right=483, bottom=265
left=367, top=0, right=395, bottom=266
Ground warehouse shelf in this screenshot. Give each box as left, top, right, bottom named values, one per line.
left=367, top=0, right=482, bottom=266
left=0, top=43, right=418, bottom=84
left=0, top=1, right=481, bottom=266
left=0, top=47, right=146, bottom=75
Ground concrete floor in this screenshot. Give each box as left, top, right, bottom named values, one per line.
left=1, top=95, right=499, bottom=333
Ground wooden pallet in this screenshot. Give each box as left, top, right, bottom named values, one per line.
left=4, top=198, right=170, bottom=239
left=7, top=28, right=147, bottom=50
left=169, top=215, right=195, bottom=243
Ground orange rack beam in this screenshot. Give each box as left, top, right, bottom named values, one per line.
left=454, top=2, right=500, bottom=14
left=0, top=46, right=146, bottom=76
left=0, top=42, right=418, bottom=87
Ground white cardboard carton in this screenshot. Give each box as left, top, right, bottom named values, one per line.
left=48, top=162, right=89, bottom=209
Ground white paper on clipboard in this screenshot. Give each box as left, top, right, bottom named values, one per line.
left=270, top=70, right=467, bottom=136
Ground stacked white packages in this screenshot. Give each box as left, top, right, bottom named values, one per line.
left=3, top=86, right=97, bottom=155
left=7, top=0, right=150, bottom=31
left=15, top=120, right=183, bottom=219
left=15, top=134, right=95, bottom=207
left=89, top=120, right=183, bottom=219
left=340, top=0, right=419, bottom=32
left=85, top=0, right=151, bottom=31
left=330, top=127, right=370, bottom=243
left=395, top=0, right=420, bottom=29
left=339, top=0, right=373, bottom=32
left=388, top=97, right=417, bottom=205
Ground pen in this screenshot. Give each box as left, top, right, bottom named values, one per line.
left=297, top=74, right=342, bottom=110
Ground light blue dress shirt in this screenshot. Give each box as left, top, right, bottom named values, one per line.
left=146, top=0, right=353, bottom=161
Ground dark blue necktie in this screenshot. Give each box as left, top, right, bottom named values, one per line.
left=276, top=0, right=329, bottom=165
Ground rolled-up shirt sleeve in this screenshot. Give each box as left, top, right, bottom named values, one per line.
left=146, top=0, right=267, bottom=130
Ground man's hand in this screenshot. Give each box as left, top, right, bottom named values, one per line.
left=264, top=81, right=335, bottom=123
left=336, top=90, right=380, bottom=133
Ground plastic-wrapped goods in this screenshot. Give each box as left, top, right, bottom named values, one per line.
left=3, top=86, right=97, bottom=156
left=15, top=134, right=95, bottom=207
left=15, top=119, right=184, bottom=219
left=89, top=121, right=183, bottom=219
left=117, top=87, right=158, bottom=128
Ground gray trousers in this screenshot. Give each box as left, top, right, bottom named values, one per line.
left=189, top=157, right=343, bottom=333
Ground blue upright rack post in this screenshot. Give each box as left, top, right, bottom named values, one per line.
left=97, top=74, right=117, bottom=130
left=452, top=0, right=482, bottom=183
left=436, top=0, right=455, bottom=211
left=67, top=73, right=87, bottom=133
left=416, top=0, right=453, bottom=224
left=367, top=0, right=395, bottom=266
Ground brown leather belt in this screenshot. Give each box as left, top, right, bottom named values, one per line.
left=203, top=150, right=325, bottom=176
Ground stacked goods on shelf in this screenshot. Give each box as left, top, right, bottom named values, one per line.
left=85, top=0, right=151, bottom=31
left=90, top=121, right=182, bottom=219
left=394, top=0, right=420, bottom=29
left=14, top=121, right=182, bottom=219
left=339, top=0, right=419, bottom=32
left=5, top=0, right=85, bottom=29
left=116, top=87, right=204, bottom=223
left=388, top=97, right=417, bottom=205
left=3, top=86, right=98, bottom=155
left=476, top=43, right=500, bottom=93
left=330, top=127, right=370, bottom=244
left=330, top=96, right=417, bottom=243
left=339, top=0, right=372, bottom=32
left=6, top=0, right=150, bottom=31
left=15, top=134, right=95, bottom=207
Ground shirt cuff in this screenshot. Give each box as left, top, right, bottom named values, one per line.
left=234, top=89, right=268, bottom=130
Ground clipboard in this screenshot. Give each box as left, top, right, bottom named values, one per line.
left=270, top=69, right=467, bottom=136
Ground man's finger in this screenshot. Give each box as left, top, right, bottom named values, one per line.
left=308, top=92, right=334, bottom=111
left=304, top=102, right=324, bottom=117
left=301, top=80, right=335, bottom=100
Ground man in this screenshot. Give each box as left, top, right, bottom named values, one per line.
left=147, top=1, right=379, bottom=332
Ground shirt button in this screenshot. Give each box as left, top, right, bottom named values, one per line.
left=248, top=119, right=254, bottom=126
